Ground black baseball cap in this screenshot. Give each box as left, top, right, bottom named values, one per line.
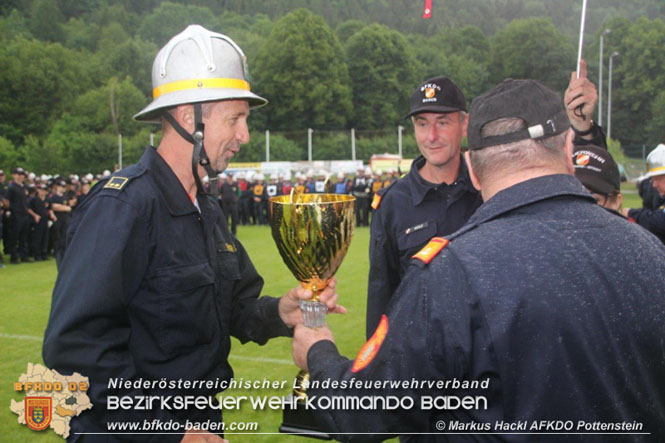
left=12, top=167, right=26, bottom=175
left=467, top=79, right=570, bottom=150
left=572, top=145, right=620, bottom=195
left=404, top=76, right=466, bottom=119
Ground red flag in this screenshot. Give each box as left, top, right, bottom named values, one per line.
left=423, top=0, right=432, bottom=19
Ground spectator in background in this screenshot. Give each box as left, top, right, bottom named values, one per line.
left=623, top=143, right=665, bottom=244
left=49, top=179, right=73, bottom=268
left=28, top=184, right=53, bottom=261
left=294, top=172, right=307, bottom=195
left=281, top=173, right=293, bottom=196
left=334, top=172, right=349, bottom=194
left=252, top=174, right=267, bottom=225
left=351, top=167, right=371, bottom=226
left=77, top=178, right=92, bottom=206
left=6, top=167, right=30, bottom=264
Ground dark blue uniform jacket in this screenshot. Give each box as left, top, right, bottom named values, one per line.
left=309, top=174, right=665, bottom=442
left=43, top=147, right=291, bottom=442
left=628, top=194, right=665, bottom=245
left=367, top=155, right=482, bottom=337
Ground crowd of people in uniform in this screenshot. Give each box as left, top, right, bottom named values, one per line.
left=0, top=168, right=110, bottom=267
left=213, top=167, right=401, bottom=234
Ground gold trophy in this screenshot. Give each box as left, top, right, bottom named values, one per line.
left=269, top=192, right=355, bottom=438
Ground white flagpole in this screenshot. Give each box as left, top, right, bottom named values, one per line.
left=576, top=0, right=588, bottom=78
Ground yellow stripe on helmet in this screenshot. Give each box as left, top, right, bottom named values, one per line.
left=153, top=78, right=250, bottom=99
left=648, top=165, right=665, bottom=174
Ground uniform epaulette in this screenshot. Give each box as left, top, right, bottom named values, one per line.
left=412, top=237, right=449, bottom=264
left=99, top=164, right=146, bottom=193
left=371, top=179, right=399, bottom=211
left=371, top=193, right=382, bottom=210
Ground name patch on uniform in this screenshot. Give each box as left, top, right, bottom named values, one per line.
left=104, top=177, right=129, bottom=191
left=405, top=221, right=429, bottom=235
left=351, top=315, right=389, bottom=373
left=371, top=193, right=382, bottom=210
left=412, top=237, right=449, bottom=264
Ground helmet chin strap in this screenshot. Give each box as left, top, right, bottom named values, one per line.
left=162, top=103, right=219, bottom=198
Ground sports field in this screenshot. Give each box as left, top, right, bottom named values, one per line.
left=1, top=225, right=371, bottom=442
left=0, top=186, right=644, bottom=442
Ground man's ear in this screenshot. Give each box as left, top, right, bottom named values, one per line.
left=175, top=104, right=195, bottom=133
left=465, top=151, right=481, bottom=191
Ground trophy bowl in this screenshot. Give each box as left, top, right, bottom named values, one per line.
left=269, top=193, right=355, bottom=328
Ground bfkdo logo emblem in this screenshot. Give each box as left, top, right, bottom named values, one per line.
left=25, top=397, right=52, bottom=431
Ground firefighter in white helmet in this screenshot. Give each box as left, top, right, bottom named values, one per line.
left=43, top=25, right=342, bottom=441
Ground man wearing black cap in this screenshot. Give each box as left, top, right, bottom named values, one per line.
left=48, top=179, right=72, bottom=268
left=6, top=167, right=30, bottom=264
left=28, top=184, right=53, bottom=261
left=292, top=79, right=665, bottom=439
left=572, top=145, right=625, bottom=217
left=366, top=76, right=483, bottom=338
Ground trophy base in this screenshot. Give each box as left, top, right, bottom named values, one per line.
left=299, top=300, right=328, bottom=328
left=280, top=394, right=332, bottom=440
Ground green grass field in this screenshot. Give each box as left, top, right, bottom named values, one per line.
left=0, top=183, right=646, bottom=441
left=1, top=225, right=371, bottom=442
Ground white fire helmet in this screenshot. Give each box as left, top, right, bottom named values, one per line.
left=134, top=25, right=267, bottom=122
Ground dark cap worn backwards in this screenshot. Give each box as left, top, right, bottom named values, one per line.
left=573, top=145, right=620, bottom=195
left=405, top=76, right=466, bottom=119
left=467, top=79, right=570, bottom=151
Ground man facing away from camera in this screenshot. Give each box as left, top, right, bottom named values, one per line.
left=292, top=78, right=665, bottom=441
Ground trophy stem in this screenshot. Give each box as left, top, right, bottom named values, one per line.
left=299, top=299, right=328, bottom=328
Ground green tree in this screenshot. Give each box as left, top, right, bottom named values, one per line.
left=412, top=25, right=490, bottom=100
left=137, top=2, right=217, bottom=46
left=611, top=17, right=665, bottom=146
left=0, top=38, right=93, bottom=145
left=336, top=19, right=365, bottom=44
left=71, top=77, right=148, bottom=136
left=345, top=24, right=419, bottom=130
left=28, top=0, right=65, bottom=43
left=646, top=91, right=665, bottom=147
left=0, top=136, right=20, bottom=172
left=91, top=35, right=157, bottom=96
left=253, top=8, right=352, bottom=130
left=0, top=9, right=33, bottom=41
left=490, top=17, right=574, bottom=92
left=21, top=134, right=64, bottom=174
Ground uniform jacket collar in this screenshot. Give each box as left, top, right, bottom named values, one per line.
left=407, top=155, right=474, bottom=206
left=453, top=174, right=596, bottom=238
left=141, top=146, right=199, bottom=216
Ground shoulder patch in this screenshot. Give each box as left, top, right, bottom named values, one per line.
left=412, top=237, right=449, bottom=264
left=351, top=315, right=389, bottom=373
left=103, top=176, right=129, bottom=191
left=371, top=193, right=382, bottom=210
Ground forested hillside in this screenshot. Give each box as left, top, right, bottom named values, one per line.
left=1, top=0, right=663, bottom=173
